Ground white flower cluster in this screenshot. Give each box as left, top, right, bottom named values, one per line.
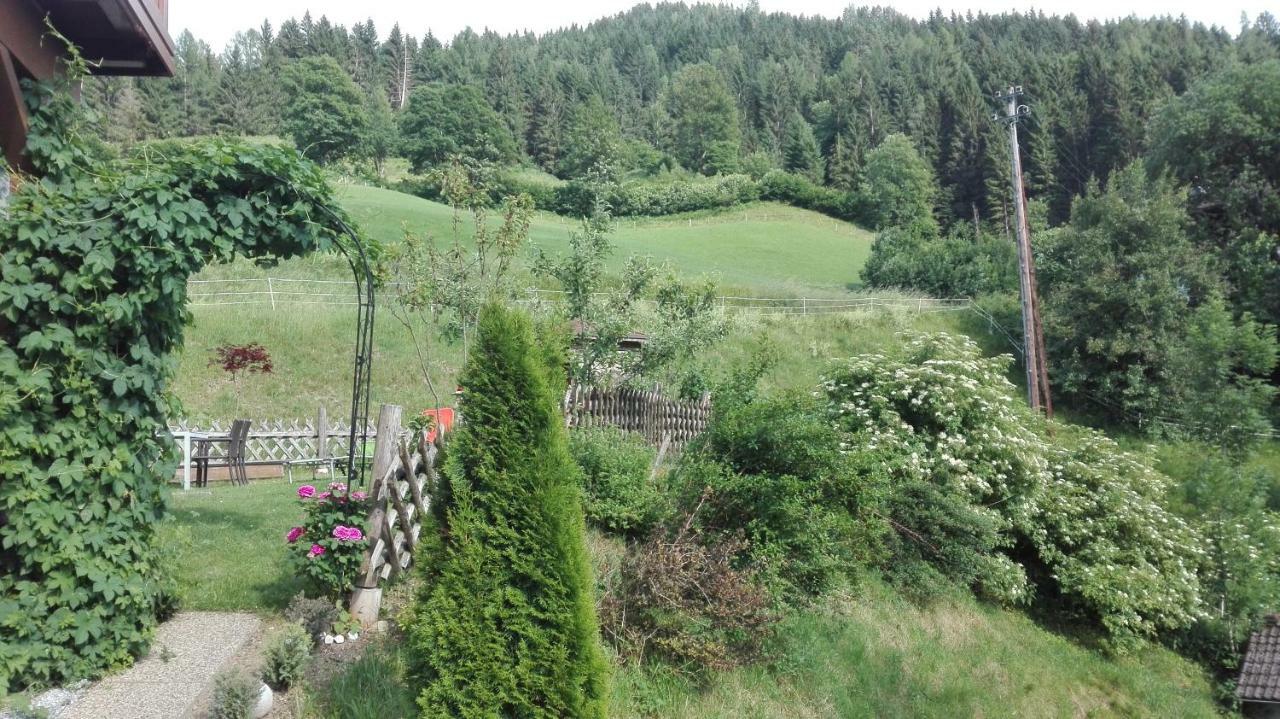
left=822, top=332, right=1208, bottom=646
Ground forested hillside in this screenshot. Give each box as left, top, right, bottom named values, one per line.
left=88, top=4, right=1278, bottom=228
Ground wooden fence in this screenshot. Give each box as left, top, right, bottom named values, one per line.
left=169, top=408, right=402, bottom=464
left=562, top=384, right=711, bottom=450
left=349, top=404, right=437, bottom=624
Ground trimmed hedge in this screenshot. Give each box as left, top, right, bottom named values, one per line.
left=405, top=304, right=608, bottom=718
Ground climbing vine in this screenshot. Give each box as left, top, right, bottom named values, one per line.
left=0, top=67, right=353, bottom=690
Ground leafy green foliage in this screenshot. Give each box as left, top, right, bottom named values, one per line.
left=0, top=75, right=347, bottom=691
left=1037, top=163, right=1277, bottom=449
left=569, top=427, right=666, bottom=536
left=1165, top=453, right=1280, bottom=686
left=399, top=83, right=517, bottom=171
left=674, top=389, right=883, bottom=598
left=862, top=225, right=1017, bottom=297
left=261, top=624, right=312, bottom=690
left=405, top=304, right=608, bottom=718
left=281, top=56, right=371, bottom=165
left=824, top=333, right=1208, bottom=648
left=858, top=134, right=939, bottom=232
left=286, top=483, right=371, bottom=597
left=1148, top=60, right=1280, bottom=328
left=557, top=96, right=622, bottom=180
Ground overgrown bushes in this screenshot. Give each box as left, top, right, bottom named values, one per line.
left=824, top=333, right=1206, bottom=647
left=405, top=304, right=609, bottom=717
left=569, top=428, right=667, bottom=536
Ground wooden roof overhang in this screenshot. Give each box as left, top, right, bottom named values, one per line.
left=1, top=0, right=174, bottom=170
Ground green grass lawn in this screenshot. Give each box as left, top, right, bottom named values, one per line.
left=157, top=479, right=308, bottom=612
left=194, top=184, right=874, bottom=297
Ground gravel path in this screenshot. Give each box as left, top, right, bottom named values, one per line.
left=59, top=612, right=262, bottom=719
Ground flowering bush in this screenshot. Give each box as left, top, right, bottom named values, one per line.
left=287, top=482, right=370, bottom=597
left=824, top=332, right=1207, bottom=648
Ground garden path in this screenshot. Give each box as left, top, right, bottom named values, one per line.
left=61, top=612, right=262, bottom=719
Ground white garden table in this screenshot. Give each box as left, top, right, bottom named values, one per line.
left=171, top=430, right=212, bottom=490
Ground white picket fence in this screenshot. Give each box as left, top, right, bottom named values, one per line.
left=167, top=416, right=404, bottom=464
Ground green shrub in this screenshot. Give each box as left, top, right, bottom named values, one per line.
left=569, top=427, right=666, bottom=535
left=284, top=593, right=340, bottom=642
left=405, top=304, right=608, bottom=718
left=210, top=669, right=259, bottom=719
left=0, top=74, right=347, bottom=691
left=824, top=332, right=1207, bottom=647
left=758, top=169, right=860, bottom=221
left=861, top=225, right=1018, bottom=297
left=673, top=391, right=884, bottom=598
left=261, top=624, right=312, bottom=690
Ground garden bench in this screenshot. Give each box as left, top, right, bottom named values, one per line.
left=281, top=456, right=337, bottom=483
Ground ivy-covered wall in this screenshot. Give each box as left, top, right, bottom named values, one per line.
left=0, top=78, right=351, bottom=691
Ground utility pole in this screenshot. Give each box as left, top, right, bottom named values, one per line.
left=994, top=85, right=1052, bottom=416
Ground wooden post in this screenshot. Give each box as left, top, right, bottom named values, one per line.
left=349, top=403, right=402, bottom=626
left=316, top=405, right=329, bottom=461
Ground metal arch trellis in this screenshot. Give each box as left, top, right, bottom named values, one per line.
left=314, top=203, right=377, bottom=490
left=268, top=174, right=377, bottom=490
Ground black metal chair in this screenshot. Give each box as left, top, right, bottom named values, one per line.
left=194, top=419, right=251, bottom=486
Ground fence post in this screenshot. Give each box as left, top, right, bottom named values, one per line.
left=349, top=403, right=403, bottom=626
left=802, top=297, right=807, bottom=316
left=267, top=276, right=276, bottom=311
left=316, top=405, right=328, bottom=463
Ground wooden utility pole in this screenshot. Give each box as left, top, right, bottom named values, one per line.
left=994, top=85, right=1052, bottom=416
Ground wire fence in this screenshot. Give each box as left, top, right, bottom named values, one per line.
left=186, top=277, right=975, bottom=316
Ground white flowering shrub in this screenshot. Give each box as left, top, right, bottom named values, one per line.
left=824, top=332, right=1207, bottom=647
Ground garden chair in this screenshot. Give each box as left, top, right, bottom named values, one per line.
left=193, top=419, right=251, bottom=487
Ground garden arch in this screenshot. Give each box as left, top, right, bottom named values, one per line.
left=0, top=77, right=372, bottom=691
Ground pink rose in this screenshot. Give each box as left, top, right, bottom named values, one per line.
left=317, top=491, right=331, bottom=501
left=308, top=544, right=325, bottom=558
left=332, top=525, right=364, bottom=541
left=285, top=526, right=303, bottom=543
left=297, top=485, right=315, bottom=499
left=351, top=491, right=366, bottom=501
left=328, top=482, right=347, bottom=493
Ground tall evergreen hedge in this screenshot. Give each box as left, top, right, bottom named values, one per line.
left=406, top=304, right=608, bottom=718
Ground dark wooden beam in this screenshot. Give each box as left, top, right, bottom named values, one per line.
left=0, top=0, right=62, bottom=80
left=0, top=46, right=30, bottom=172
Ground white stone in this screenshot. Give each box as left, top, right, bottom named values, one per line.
left=333, top=634, right=345, bottom=644
left=251, top=683, right=273, bottom=719
left=323, top=634, right=334, bottom=645
left=347, top=631, right=359, bottom=641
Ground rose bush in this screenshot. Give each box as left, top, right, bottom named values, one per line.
left=287, top=482, right=370, bottom=597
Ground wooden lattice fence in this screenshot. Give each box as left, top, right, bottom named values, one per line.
left=169, top=411, right=404, bottom=464
left=562, top=384, right=712, bottom=449
left=348, top=404, right=438, bottom=624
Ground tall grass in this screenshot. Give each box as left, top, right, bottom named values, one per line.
left=611, top=582, right=1221, bottom=718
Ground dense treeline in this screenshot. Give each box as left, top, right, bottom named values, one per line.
left=88, top=4, right=1279, bottom=230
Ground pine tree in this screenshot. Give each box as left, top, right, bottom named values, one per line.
left=406, top=303, right=609, bottom=719
left=782, top=110, right=823, bottom=183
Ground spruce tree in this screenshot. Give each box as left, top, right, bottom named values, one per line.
left=406, top=304, right=608, bottom=718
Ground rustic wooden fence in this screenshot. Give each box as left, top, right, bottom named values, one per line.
left=349, top=404, right=438, bottom=624
left=562, top=384, right=711, bottom=450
